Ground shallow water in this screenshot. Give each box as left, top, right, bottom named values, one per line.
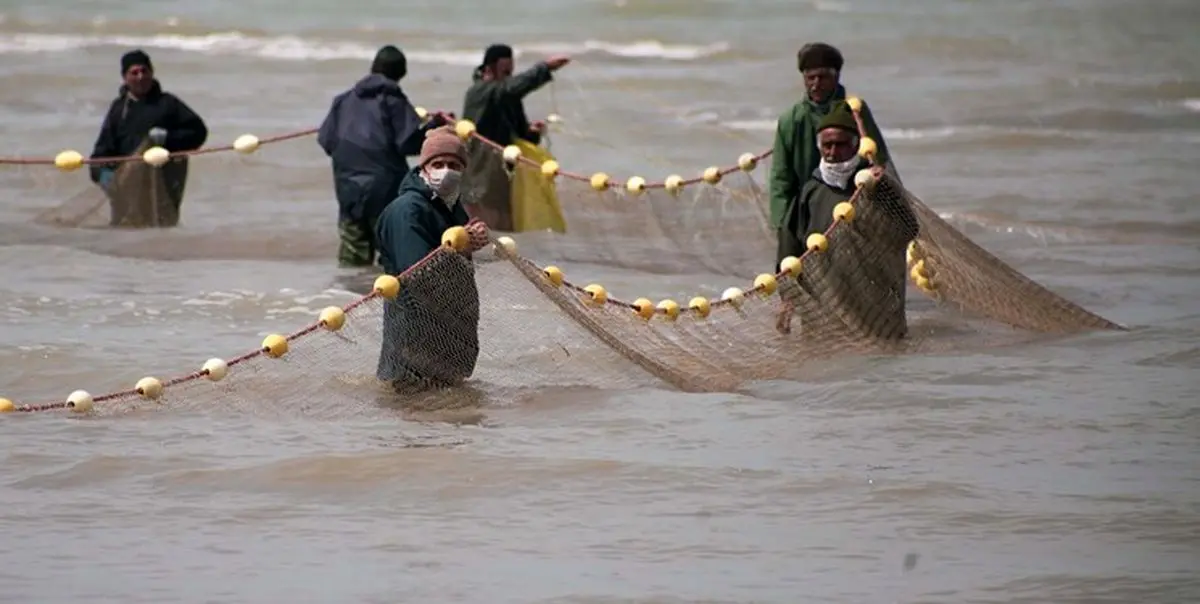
left=2, top=0, right=1200, bottom=602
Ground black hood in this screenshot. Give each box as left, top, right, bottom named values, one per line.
left=353, top=73, right=404, bottom=99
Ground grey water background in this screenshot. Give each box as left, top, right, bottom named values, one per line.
left=1, top=0, right=1199, bottom=602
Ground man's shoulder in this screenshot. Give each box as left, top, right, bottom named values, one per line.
left=775, top=103, right=799, bottom=125
left=381, top=186, right=432, bottom=224
left=155, top=90, right=199, bottom=113
left=778, top=99, right=815, bottom=121
left=775, top=100, right=819, bottom=133
left=463, top=79, right=495, bottom=100
left=156, top=90, right=187, bottom=105
left=797, top=175, right=825, bottom=198
left=382, top=191, right=423, bottom=217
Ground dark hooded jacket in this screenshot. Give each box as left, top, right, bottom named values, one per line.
left=318, top=74, right=444, bottom=222
left=88, top=80, right=208, bottom=183
left=768, top=84, right=891, bottom=229
left=374, top=167, right=478, bottom=388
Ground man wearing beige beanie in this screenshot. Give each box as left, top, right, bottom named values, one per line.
left=375, top=126, right=490, bottom=392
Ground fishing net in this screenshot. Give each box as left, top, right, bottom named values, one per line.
left=0, top=107, right=1124, bottom=417
left=3, top=161, right=1122, bottom=416
left=29, top=138, right=188, bottom=229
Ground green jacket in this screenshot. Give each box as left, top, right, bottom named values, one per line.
left=461, top=62, right=553, bottom=147
left=459, top=62, right=554, bottom=232
left=768, top=85, right=890, bottom=229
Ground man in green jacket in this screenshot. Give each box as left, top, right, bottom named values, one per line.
left=768, top=42, right=892, bottom=230
left=459, top=44, right=570, bottom=231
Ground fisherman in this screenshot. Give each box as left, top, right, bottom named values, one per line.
left=318, top=45, right=455, bottom=268
left=375, top=126, right=490, bottom=394
left=768, top=42, right=893, bottom=231
left=88, top=49, right=208, bottom=225
left=460, top=44, right=570, bottom=231
left=776, top=101, right=919, bottom=337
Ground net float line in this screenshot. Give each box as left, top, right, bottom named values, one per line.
left=0, top=97, right=883, bottom=198
left=0, top=167, right=900, bottom=416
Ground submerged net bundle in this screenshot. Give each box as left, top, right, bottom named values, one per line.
left=11, top=130, right=315, bottom=230
left=0, top=103, right=1125, bottom=416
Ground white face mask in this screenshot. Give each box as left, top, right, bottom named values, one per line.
left=818, top=154, right=859, bottom=189
left=423, top=167, right=462, bottom=206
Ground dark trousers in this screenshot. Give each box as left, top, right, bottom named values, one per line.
left=338, top=215, right=380, bottom=268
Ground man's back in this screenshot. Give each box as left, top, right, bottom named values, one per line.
left=319, top=75, right=422, bottom=177
left=319, top=74, right=426, bottom=224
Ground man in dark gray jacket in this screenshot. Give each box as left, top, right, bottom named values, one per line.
left=318, top=45, right=453, bottom=267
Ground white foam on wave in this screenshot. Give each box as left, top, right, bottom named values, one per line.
left=724, top=120, right=963, bottom=141
left=0, top=31, right=729, bottom=64
left=723, top=119, right=776, bottom=132
left=811, top=0, right=852, bottom=13
left=1182, top=99, right=1200, bottom=113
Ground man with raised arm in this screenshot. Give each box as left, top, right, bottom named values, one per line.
left=319, top=45, right=454, bottom=268
left=460, top=44, right=570, bottom=231
left=375, top=126, right=490, bottom=394
left=768, top=42, right=892, bottom=232
left=89, top=49, right=208, bottom=225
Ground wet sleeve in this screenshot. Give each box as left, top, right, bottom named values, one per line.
left=777, top=183, right=817, bottom=269
left=859, top=100, right=890, bottom=167
left=379, top=202, right=438, bottom=275
left=776, top=200, right=805, bottom=270
left=501, top=62, right=553, bottom=99
left=88, top=101, right=121, bottom=184
left=165, top=95, right=208, bottom=152
left=768, top=110, right=798, bottom=229
left=317, top=95, right=342, bottom=156
left=387, top=95, right=426, bottom=157
left=518, top=102, right=541, bottom=145
left=400, top=112, right=451, bottom=157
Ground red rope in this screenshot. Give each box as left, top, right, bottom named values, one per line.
left=3, top=99, right=881, bottom=413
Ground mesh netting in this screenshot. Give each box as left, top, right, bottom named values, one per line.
left=3, top=163, right=1122, bottom=416
left=0, top=107, right=1124, bottom=417
left=28, top=139, right=188, bottom=229
left=12, top=130, right=314, bottom=230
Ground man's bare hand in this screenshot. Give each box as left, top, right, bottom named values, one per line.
left=545, top=55, right=571, bottom=70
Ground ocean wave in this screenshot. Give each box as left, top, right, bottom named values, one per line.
left=1184, top=98, right=1200, bottom=113
left=0, top=31, right=729, bottom=64
left=811, top=0, right=852, bottom=13
left=723, top=119, right=1200, bottom=145
left=725, top=120, right=964, bottom=141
